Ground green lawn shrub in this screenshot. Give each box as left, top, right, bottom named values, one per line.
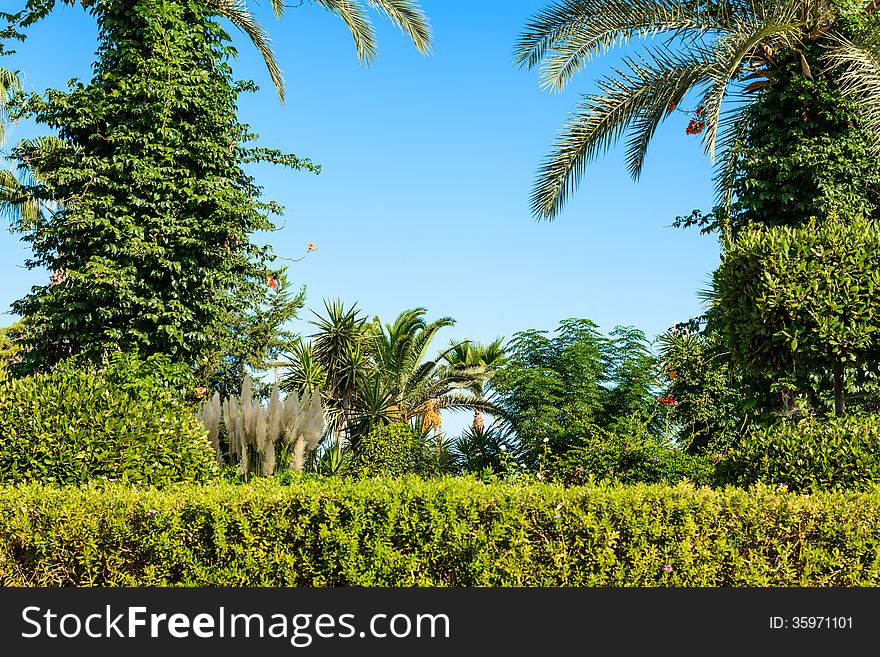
left=717, top=415, right=880, bottom=492
left=546, top=429, right=716, bottom=487
left=0, top=356, right=219, bottom=487
left=1, top=477, right=879, bottom=586
left=347, top=423, right=438, bottom=478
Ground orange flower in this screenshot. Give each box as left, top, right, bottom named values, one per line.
left=668, top=369, right=677, bottom=380
left=267, top=275, right=277, bottom=289
left=307, top=242, right=317, bottom=251
left=195, top=386, right=207, bottom=398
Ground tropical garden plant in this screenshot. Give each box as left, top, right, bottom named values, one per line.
left=516, top=0, right=880, bottom=232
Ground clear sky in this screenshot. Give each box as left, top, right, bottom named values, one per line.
left=1, top=1, right=722, bottom=432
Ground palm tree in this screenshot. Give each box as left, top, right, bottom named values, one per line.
left=15, top=0, right=432, bottom=102
left=351, top=308, right=498, bottom=439
left=443, top=337, right=506, bottom=433
left=515, top=0, right=880, bottom=226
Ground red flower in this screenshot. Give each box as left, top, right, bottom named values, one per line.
left=307, top=242, right=317, bottom=251
left=668, top=370, right=677, bottom=380
left=686, top=120, right=705, bottom=135
left=667, top=101, right=677, bottom=113
left=694, top=105, right=706, bottom=116
left=267, top=275, right=278, bottom=289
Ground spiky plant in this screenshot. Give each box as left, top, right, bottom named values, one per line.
left=516, top=0, right=880, bottom=227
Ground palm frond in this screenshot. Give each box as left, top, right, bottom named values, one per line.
left=531, top=46, right=709, bottom=220
left=825, top=20, right=880, bottom=150
left=522, top=0, right=737, bottom=92
left=697, top=9, right=802, bottom=161
left=206, top=0, right=286, bottom=102
left=313, top=0, right=379, bottom=64
left=365, top=0, right=432, bottom=54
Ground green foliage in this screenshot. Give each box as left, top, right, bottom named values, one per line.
left=516, top=0, right=880, bottom=222
left=546, top=422, right=716, bottom=488
left=656, top=318, right=758, bottom=454
left=730, top=62, right=880, bottom=233
left=8, top=0, right=317, bottom=378
left=0, top=320, right=26, bottom=379
left=3, top=477, right=880, bottom=585
left=0, top=357, right=219, bottom=487
left=346, top=423, right=438, bottom=478
left=452, top=424, right=521, bottom=475
left=711, top=216, right=880, bottom=414
left=717, top=415, right=880, bottom=492
left=491, top=318, right=661, bottom=457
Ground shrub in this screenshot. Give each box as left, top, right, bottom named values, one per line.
left=711, top=216, right=880, bottom=415
left=717, top=415, right=880, bottom=492
left=546, top=427, right=716, bottom=487
left=2, top=478, right=880, bottom=586
left=347, top=423, right=438, bottom=478
left=0, top=357, right=219, bottom=487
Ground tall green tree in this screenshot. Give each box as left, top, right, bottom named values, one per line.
left=516, top=0, right=880, bottom=227
left=8, top=0, right=317, bottom=377
left=492, top=318, right=661, bottom=455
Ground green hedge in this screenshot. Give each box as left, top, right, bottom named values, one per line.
left=717, top=415, right=880, bottom=492
left=348, top=423, right=438, bottom=478
left=2, top=477, right=879, bottom=586
left=0, top=357, right=218, bottom=487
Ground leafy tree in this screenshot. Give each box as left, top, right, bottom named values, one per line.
left=656, top=317, right=757, bottom=454
left=8, top=0, right=317, bottom=379
left=711, top=216, right=880, bottom=417
left=516, top=0, right=880, bottom=225
left=491, top=318, right=662, bottom=458
left=0, top=320, right=26, bottom=379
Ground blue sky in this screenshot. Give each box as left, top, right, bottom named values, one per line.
left=1, top=1, right=722, bottom=431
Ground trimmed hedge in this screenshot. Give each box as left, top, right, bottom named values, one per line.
left=347, top=423, right=438, bottom=478
left=717, top=415, right=880, bottom=492
left=1, top=477, right=880, bottom=586
left=0, top=358, right=219, bottom=487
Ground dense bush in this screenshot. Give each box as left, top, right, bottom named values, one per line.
left=717, top=415, right=880, bottom=492
left=1, top=477, right=880, bottom=586
left=346, top=423, right=438, bottom=478
left=545, top=427, right=716, bottom=487
left=711, top=216, right=880, bottom=415
left=0, top=357, right=219, bottom=487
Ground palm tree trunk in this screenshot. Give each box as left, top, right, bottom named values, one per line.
left=472, top=408, right=484, bottom=433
